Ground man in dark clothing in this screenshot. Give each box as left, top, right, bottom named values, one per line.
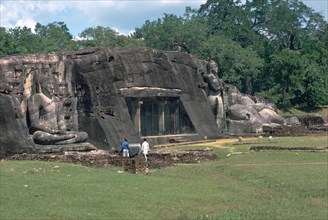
left=121, top=138, right=129, bottom=157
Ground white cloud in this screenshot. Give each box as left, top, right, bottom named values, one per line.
left=62, top=1, right=203, bottom=35
left=0, top=0, right=66, bottom=30
left=15, top=18, right=37, bottom=31
left=0, top=0, right=326, bottom=38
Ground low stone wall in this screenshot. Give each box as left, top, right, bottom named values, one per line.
left=250, top=146, right=328, bottom=152
left=263, top=125, right=327, bottom=136
left=5, top=149, right=218, bottom=174
left=297, top=115, right=327, bottom=127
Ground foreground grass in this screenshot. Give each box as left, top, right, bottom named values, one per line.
left=1, top=136, right=327, bottom=220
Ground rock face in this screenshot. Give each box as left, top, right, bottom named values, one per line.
left=0, top=47, right=285, bottom=155
left=0, top=48, right=221, bottom=154
left=0, top=93, right=34, bottom=155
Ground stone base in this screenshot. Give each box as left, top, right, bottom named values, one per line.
left=262, top=123, right=283, bottom=133
left=227, top=119, right=262, bottom=134
left=34, top=142, right=97, bottom=153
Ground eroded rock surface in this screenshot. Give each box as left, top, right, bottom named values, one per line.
left=0, top=48, right=303, bottom=156
left=0, top=48, right=220, bottom=155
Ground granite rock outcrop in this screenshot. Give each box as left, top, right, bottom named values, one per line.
left=0, top=48, right=285, bottom=155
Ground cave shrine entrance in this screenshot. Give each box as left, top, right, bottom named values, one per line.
left=126, top=97, right=195, bottom=136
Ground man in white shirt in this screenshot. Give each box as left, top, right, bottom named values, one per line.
left=141, top=138, right=150, bottom=162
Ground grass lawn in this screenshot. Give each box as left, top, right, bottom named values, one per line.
left=1, top=136, right=327, bottom=220
left=277, top=107, right=327, bottom=117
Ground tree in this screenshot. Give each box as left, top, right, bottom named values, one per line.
left=78, top=26, right=119, bottom=48
left=78, top=26, right=144, bottom=49
left=134, top=9, right=211, bottom=53
left=134, top=14, right=186, bottom=51
left=198, top=0, right=258, bottom=48
left=34, top=22, right=77, bottom=52
left=0, top=0, right=326, bottom=110
left=198, top=34, right=264, bottom=94
left=299, top=62, right=328, bottom=109
left=258, top=49, right=305, bottom=109
left=244, top=0, right=326, bottom=50
left=295, top=23, right=328, bottom=108
left=0, top=27, right=15, bottom=56
left=134, top=3, right=262, bottom=94
left=181, top=7, right=211, bottom=54
left=244, top=0, right=328, bottom=108
left=5, top=26, right=39, bottom=54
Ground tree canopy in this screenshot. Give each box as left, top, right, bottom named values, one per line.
left=1, top=0, right=327, bottom=109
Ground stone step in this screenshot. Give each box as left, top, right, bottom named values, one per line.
left=168, top=137, right=188, bottom=143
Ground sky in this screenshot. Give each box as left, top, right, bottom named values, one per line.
left=0, top=0, right=327, bottom=37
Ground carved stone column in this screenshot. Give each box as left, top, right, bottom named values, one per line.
left=133, top=99, right=142, bottom=134
left=159, top=100, right=165, bottom=135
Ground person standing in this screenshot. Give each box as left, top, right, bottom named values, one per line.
left=121, top=138, right=129, bottom=157
left=141, top=138, right=150, bottom=162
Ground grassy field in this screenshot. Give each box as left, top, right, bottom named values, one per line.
left=0, top=136, right=327, bottom=220
left=277, top=107, right=327, bottom=117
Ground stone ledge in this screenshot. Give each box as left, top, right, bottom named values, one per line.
left=5, top=149, right=218, bottom=174
left=250, top=146, right=328, bottom=152
left=34, top=142, right=97, bottom=153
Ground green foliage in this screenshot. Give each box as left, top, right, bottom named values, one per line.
left=198, top=34, right=264, bottom=93
left=134, top=13, right=208, bottom=52
left=246, top=0, right=327, bottom=108
left=79, top=26, right=119, bottom=48
left=0, top=27, right=15, bottom=56
left=256, top=47, right=327, bottom=109
left=78, top=26, right=145, bottom=49
left=34, top=22, right=77, bottom=52
left=0, top=22, right=77, bottom=55
left=3, top=26, right=39, bottom=55
left=0, top=0, right=327, bottom=109
left=199, top=0, right=258, bottom=48
left=0, top=22, right=144, bottom=56
left=265, top=49, right=306, bottom=109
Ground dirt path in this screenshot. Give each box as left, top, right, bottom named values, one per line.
left=187, top=138, right=257, bottom=148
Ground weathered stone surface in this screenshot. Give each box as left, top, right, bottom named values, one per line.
left=0, top=93, right=34, bottom=155
left=34, top=142, right=97, bottom=153
left=0, top=47, right=290, bottom=156
left=285, top=116, right=301, bottom=125
left=297, top=115, right=327, bottom=127
left=258, top=108, right=285, bottom=125
left=0, top=48, right=221, bottom=155
left=263, top=124, right=326, bottom=136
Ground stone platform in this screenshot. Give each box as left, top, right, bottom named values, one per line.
left=34, top=142, right=97, bottom=153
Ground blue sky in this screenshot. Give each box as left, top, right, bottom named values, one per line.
left=1, top=0, right=327, bottom=37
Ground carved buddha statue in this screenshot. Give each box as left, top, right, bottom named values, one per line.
left=27, top=74, right=88, bottom=145
left=202, top=60, right=226, bottom=130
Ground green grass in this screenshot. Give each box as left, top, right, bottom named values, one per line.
left=221, top=135, right=327, bottom=148
left=219, top=136, right=328, bottom=159
left=277, top=107, right=327, bottom=117
left=1, top=136, right=327, bottom=220
left=163, top=136, right=327, bottom=157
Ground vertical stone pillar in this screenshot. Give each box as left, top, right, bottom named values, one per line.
left=175, top=99, right=180, bottom=133
left=133, top=99, right=142, bottom=134
left=217, top=96, right=225, bottom=131
left=71, top=96, right=79, bottom=131
left=159, top=100, right=165, bottom=135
